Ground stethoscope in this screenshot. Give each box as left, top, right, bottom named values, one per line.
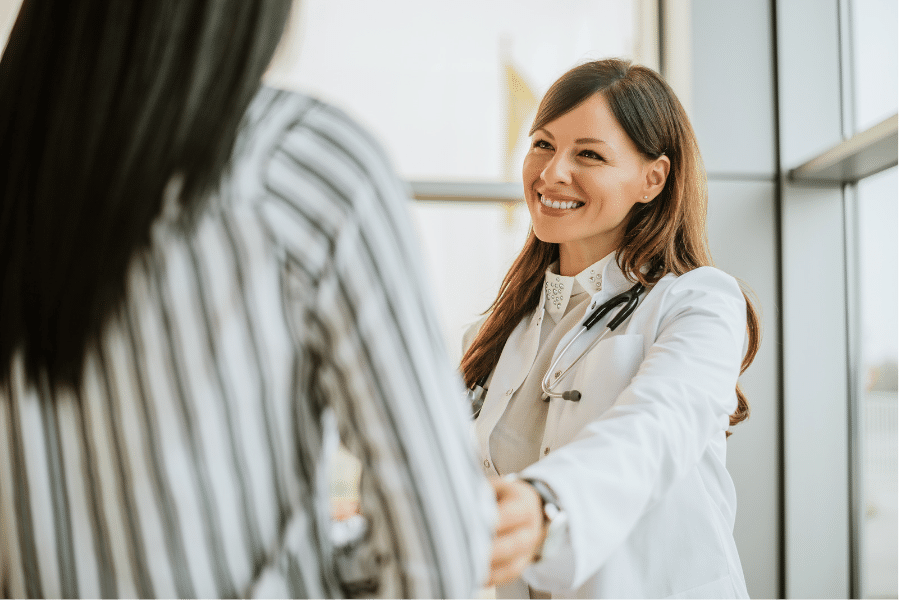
left=468, top=282, right=644, bottom=417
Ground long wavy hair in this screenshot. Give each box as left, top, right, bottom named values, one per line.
left=0, top=0, right=293, bottom=391
left=461, top=59, right=760, bottom=430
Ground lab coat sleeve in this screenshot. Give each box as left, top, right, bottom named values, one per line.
left=266, top=101, right=495, bottom=598
left=519, top=266, right=746, bottom=591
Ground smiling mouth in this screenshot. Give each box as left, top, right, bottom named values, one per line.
left=539, top=194, right=584, bottom=210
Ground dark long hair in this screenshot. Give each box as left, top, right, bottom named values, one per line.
left=461, top=59, right=760, bottom=430
left=0, top=0, right=293, bottom=391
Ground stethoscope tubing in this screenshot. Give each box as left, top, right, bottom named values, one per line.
left=468, top=282, right=645, bottom=415
left=540, top=325, right=614, bottom=401
left=541, top=283, right=644, bottom=401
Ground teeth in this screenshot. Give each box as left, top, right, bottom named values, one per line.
left=540, top=194, right=582, bottom=210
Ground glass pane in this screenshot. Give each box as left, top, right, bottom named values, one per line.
left=268, top=0, right=647, bottom=181
left=856, top=166, right=898, bottom=599
left=850, top=0, right=898, bottom=131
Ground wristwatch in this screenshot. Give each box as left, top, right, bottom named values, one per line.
left=522, top=478, right=568, bottom=562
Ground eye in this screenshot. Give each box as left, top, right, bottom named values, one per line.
left=532, top=139, right=553, bottom=150
left=579, top=149, right=604, bottom=161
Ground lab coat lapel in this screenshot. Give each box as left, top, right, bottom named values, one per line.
left=473, top=288, right=547, bottom=454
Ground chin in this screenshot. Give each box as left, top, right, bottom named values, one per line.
left=531, top=223, right=569, bottom=246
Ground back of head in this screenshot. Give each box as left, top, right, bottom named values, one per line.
left=0, top=0, right=293, bottom=391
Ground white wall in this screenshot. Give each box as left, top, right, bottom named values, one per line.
left=683, top=2, right=782, bottom=598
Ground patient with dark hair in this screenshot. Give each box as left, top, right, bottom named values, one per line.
left=0, top=1, right=493, bottom=597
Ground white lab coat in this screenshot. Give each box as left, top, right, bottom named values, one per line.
left=468, top=259, right=750, bottom=599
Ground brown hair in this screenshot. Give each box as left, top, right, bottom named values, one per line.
left=460, top=59, right=759, bottom=430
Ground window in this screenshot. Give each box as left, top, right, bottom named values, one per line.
left=850, top=0, right=898, bottom=132
left=269, top=0, right=652, bottom=182
left=848, top=1, right=898, bottom=595
left=855, top=167, right=897, bottom=599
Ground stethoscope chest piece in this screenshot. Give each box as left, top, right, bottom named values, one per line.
left=540, top=282, right=644, bottom=402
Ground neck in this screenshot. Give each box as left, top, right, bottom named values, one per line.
left=558, top=241, right=618, bottom=276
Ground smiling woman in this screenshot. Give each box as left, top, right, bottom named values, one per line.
left=461, top=58, right=761, bottom=599
left=524, top=94, right=668, bottom=276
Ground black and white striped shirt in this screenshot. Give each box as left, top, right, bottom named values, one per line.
left=0, top=87, right=495, bottom=599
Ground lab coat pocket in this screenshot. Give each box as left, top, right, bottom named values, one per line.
left=556, top=334, right=645, bottom=443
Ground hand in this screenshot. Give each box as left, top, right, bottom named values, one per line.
left=331, top=497, right=360, bottom=521
left=486, top=477, right=547, bottom=587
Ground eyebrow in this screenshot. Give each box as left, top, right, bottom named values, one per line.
left=575, top=137, right=608, bottom=146
left=535, top=129, right=609, bottom=147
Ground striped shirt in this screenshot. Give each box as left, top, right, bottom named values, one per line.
left=0, top=87, right=495, bottom=599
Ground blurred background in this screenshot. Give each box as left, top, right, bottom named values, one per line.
left=2, top=0, right=896, bottom=597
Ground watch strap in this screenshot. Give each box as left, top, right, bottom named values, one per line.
left=524, top=478, right=561, bottom=517
left=521, top=478, right=567, bottom=562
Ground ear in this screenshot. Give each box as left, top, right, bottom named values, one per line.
left=639, top=155, right=670, bottom=203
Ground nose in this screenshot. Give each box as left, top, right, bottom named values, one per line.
left=540, top=151, right=573, bottom=186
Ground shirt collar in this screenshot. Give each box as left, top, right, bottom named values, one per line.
left=543, top=253, right=617, bottom=324
left=574, top=252, right=616, bottom=296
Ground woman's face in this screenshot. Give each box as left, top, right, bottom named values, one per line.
left=523, top=93, right=661, bottom=275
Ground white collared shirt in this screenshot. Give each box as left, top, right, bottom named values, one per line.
left=487, top=254, right=614, bottom=476
left=542, top=253, right=615, bottom=323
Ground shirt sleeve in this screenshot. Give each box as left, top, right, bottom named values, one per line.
left=259, top=98, right=495, bottom=598
left=519, top=267, right=746, bottom=591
